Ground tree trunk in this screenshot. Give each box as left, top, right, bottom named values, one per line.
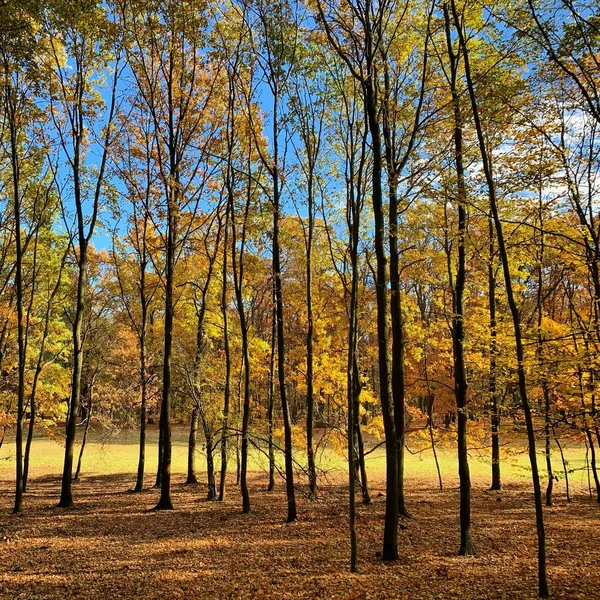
left=306, top=169, right=317, bottom=498
left=153, top=186, right=175, bottom=511
left=388, top=176, right=408, bottom=518
left=271, top=87, right=297, bottom=523
left=6, top=78, right=26, bottom=513
left=59, top=248, right=87, bottom=508
left=155, top=403, right=163, bottom=489
left=552, top=426, right=570, bottom=503
left=489, top=215, right=501, bottom=491
left=219, top=209, right=232, bottom=501
left=267, top=284, right=276, bottom=492
left=186, top=407, right=199, bottom=485
left=453, top=1, right=548, bottom=592
left=134, top=272, right=149, bottom=493
left=363, top=71, right=398, bottom=560
left=353, top=357, right=371, bottom=505
left=444, top=4, right=473, bottom=555
left=74, top=382, right=93, bottom=481
left=206, top=433, right=216, bottom=500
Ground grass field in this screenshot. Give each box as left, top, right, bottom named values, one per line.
left=0, top=425, right=594, bottom=496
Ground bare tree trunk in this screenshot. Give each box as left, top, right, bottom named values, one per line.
left=535, top=191, right=553, bottom=507
left=354, top=356, right=370, bottom=505
left=552, top=426, right=570, bottom=503
left=186, top=407, right=199, bottom=485
left=153, top=187, right=175, bottom=511
left=155, top=403, right=163, bottom=489
left=206, top=432, right=216, bottom=500
left=219, top=210, right=232, bottom=500
left=74, top=382, right=93, bottom=481
left=60, top=249, right=87, bottom=508
left=270, top=83, right=297, bottom=522
left=231, top=172, right=252, bottom=514
left=267, top=283, right=276, bottom=492
left=444, top=4, right=473, bottom=555
left=6, top=73, right=25, bottom=512
left=134, top=268, right=149, bottom=493
left=452, top=1, right=547, bottom=592
left=361, top=52, right=399, bottom=563
left=305, top=169, right=317, bottom=498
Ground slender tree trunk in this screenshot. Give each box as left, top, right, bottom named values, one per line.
left=155, top=404, right=163, bottom=489
left=231, top=203, right=252, bottom=513
left=271, top=88, right=297, bottom=523
left=535, top=193, right=553, bottom=506
left=306, top=171, right=317, bottom=498
left=7, top=88, right=25, bottom=512
left=74, top=383, right=93, bottom=481
left=428, top=397, right=443, bottom=491
left=585, top=427, right=600, bottom=502
left=388, top=176, right=408, bottom=518
left=23, top=398, right=35, bottom=493
left=354, top=356, right=371, bottom=505
left=424, top=352, right=443, bottom=491
left=579, top=364, right=600, bottom=502
left=444, top=5, right=473, bottom=555
left=186, top=407, right=199, bottom=485
left=206, top=432, right=216, bottom=500
left=219, top=211, right=232, bottom=501
left=134, top=276, right=149, bottom=493
left=552, top=426, right=570, bottom=502
left=488, top=216, right=501, bottom=491
left=153, top=188, right=175, bottom=511
left=59, top=249, right=87, bottom=508
left=267, top=284, right=276, bottom=492
left=347, top=278, right=358, bottom=573
left=363, top=72, right=398, bottom=560
left=453, top=2, right=547, bottom=592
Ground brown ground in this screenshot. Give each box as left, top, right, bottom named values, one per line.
left=0, top=473, right=598, bottom=600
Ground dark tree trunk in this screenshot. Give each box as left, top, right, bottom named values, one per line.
left=535, top=193, right=553, bottom=507
left=552, top=426, right=570, bottom=502
left=354, top=356, right=370, bottom=505
left=444, top=4, right=473, bottom=555
left=74, top=383, right=93, bottom=481
left=271, top=86, right=297, bottom=523
left=267, top=284, right=276, bottom=492
left=59, top=249, right=87, bottom=508
left=134, top=266, right=149, bottom=493
left=153, top=188, right=175, bottom=511
left=231, top=174, right=252, bottom=514
left=219, top=209, right=232, bottom=501
left=206, top=433, right=216, bottom=500
left=23, top=400, right=34, bottom=493
left=306, top=170, right=317, bottom=498
left=453, top=1, right=548, bottom=592
left=186, top=407, right=199, bottom=485
left=361, top=66, right=399, bottom=558
left=58, top=50, right=117, bottom=510
left=489, top=215, right=501, bottom=491
left=155, top=404, right=163, bottom=489
left=7, top=83, right=25, bottom=512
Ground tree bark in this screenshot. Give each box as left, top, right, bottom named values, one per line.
left=186, top=407, right=199, bottom=485
left=74, top=381, right=93, bottom=481
left=444, top=3, right=473, bottom=555
left=488, top=215, right=501, bottom=491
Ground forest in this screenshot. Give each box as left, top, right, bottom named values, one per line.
left=0, top=0, right=599, bottom=598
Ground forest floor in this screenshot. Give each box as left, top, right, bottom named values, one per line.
left=0, top=467, right=598, bottom=600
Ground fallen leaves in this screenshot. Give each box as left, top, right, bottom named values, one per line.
left=0, top=473, right=597, bottom=599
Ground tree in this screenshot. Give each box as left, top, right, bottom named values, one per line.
left=450, top=0, right=548, bottom=593
left=44, top=0, right=120, bottom=508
